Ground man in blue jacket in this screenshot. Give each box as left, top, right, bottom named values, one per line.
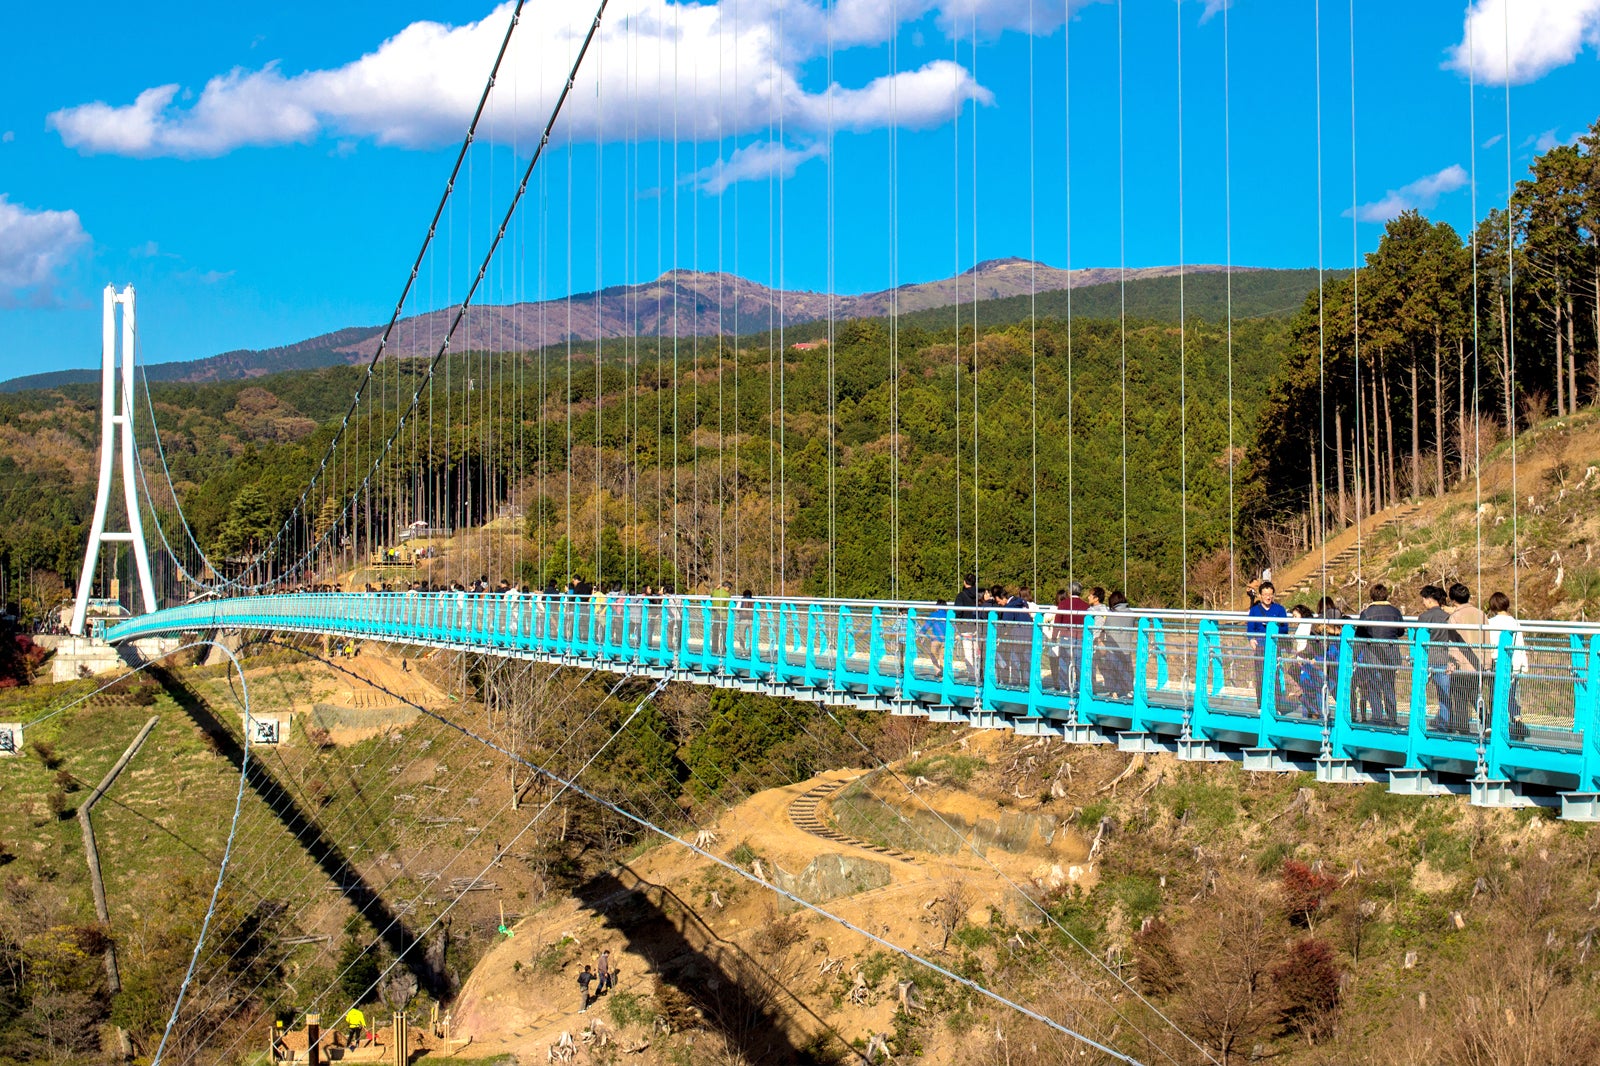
left=1247, top=580, right=1288, bottom=706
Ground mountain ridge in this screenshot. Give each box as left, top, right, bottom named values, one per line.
left=3, top=259, right=1283, bottom=392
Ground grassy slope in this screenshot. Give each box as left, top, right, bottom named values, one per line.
left=0, top=649, right=546, bottom=1058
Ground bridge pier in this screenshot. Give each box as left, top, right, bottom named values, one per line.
left=1058, top=723, right=1112, bottom=745
left=1176, top=737, right=1237, bottom=763
left=1116, top=733, right=1176, bottom=755
left=1558, top=793, right=1600, bottom=821
left=1242, top=748, right=1313, bottom=773
left=1314, top=758, right=1386, bottom=785
left=1469, top=776, right=1551, bottom=811
left=1386, top=768, right=1464, bottom=797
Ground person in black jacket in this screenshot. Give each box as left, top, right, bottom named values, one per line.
left=1355, top=583, right=1405, bottom=725
left=954, top=575, right=979, bottom=680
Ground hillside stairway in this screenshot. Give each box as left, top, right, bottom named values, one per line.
left=787, top=774, right=918, bottom=863
left=1282, top=503, right=1423, bottom=600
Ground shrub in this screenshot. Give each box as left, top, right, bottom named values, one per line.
left=29, top=738, right=62, bottom=770
left=607, top=990, right=656, bottom=1028
left=904, top=753, right=985, bottom=786
left=1272, top=937, right=1340, bottom=1037
left=1131, top=917, right=1185, bottom=996
left=1281, top=859, right=1337, bottom=927
left=336, top=935, right=381, bottom=1006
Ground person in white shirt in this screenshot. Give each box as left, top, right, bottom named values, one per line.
left=503, top=581, right=522, bottom=635
left=1484, top=590, right=1530, bottom=731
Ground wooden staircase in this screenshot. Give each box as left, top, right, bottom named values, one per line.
left=786, top=775, right=918, bottom=863
left=1283, top=503, right=1423, bottom=600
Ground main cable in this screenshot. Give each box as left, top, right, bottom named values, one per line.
left=204, top=1, right=534, bottom=591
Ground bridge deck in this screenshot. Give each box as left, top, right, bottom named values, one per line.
left=105, top=592, right=1600, bottom=820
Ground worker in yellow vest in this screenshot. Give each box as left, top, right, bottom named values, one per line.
left=345, top=1006, right=368, bottom=1048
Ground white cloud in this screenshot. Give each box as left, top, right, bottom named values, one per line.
left=1198, top=0, right=1232, bottom=25
left=49, top=0, right=999, bottom=168
left=1345, top=164, right=1469, bottom=224
left=0, top=195, right=90, bottom=306
left=1, top=131, right=13, bottom=143
left=1480, top=132, right=1503, bottom=149
left=1446, top=0, right=1600, bottom=85
left=697, top=140, right=824, bottom=194
left=1532, top=128, right=1583, bottom=152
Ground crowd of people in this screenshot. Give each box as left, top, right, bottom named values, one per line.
left=1247, top=579, right=1531, bottom=735
left=213, top=570, right=1538, bottom=738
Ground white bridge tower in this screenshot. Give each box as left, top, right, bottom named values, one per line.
left=69, top=285, right=157, bottom=636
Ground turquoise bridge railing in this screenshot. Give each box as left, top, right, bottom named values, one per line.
left=105, top=592, right=1600, bottom=820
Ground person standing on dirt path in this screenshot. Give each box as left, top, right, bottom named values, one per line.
left=344, top=1006, right=368, bottom=1048
left=597, top=949, right=612, bottom=993
left=577, top=964, right=595, bottom=1012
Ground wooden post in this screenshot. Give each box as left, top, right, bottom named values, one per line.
left=78, top=714, right=159, bottom=1061
left=306, top=1013, right=321, bottom=1066
left=392, top=1013, right=409, bottom=1065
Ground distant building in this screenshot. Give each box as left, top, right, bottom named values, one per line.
left=790, top=341, right=827, bottom=351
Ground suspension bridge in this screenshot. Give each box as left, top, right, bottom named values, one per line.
left=13, top=0, right=1600, bottom=1062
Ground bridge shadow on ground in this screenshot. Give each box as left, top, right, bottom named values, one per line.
left=578, top=865, right=841, bottom=1064
left=149, top=664, right=446, bottom=996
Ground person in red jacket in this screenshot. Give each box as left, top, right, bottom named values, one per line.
left=1052, top=583, right=1090, bottom=693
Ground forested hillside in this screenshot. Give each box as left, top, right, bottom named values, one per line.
left=1245, top=119, right=1600, bottom=557
left=0, top=273, right=1294, bottom=621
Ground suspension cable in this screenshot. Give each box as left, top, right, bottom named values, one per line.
left=267, top=1, right=613, bottom=592
left=200, top=1, right=534, bottom=591
left=1503, top=2, right=1519, bottom=612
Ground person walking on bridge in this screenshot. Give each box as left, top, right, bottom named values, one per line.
left=1417, top=585, right=1453, bottom=730
left=1001, top=586, right=1032, bottom=686
left=1246, top=581, right=1288, bottom=706
left=1446, top=583, right=1488, bottom=735
left=710, top=580, right=731, bottom=658
left=1485, top=591, right=1531, bottom=737
left=1355, top=584, right=1404, bottom=725
left=1100, top=591, right=1137, bottom=697
left=954, top=575, right=980, bottom=681
left=1053, top=583, right=1090, bottom=694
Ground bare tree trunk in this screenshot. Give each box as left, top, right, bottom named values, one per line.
left=1383, top=369, right=1398, bottom=506
left=1593, top=262, right=1599, bottom=403
left=1410, top=354, right=1421, bottom=499
left=1309, top=442, right=1321, bottom=545
left=1371, top=376, right=1383, bottom=512
left=1556, top=297, right=1567, bottom=416
left=1569, top=294, right=1581, bottom=407
left=1457, top=337, right=1467, bottom=487
left=1499, top=289, right=1513, bottom=433
left=1335, top=407, right=1348, bottom=526
left=1433, top=333, right=1446, bottom=496
left=1362, top=377, right=1374, bottom=516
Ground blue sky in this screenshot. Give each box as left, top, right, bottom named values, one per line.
left=1, top=0, right=1597, bottom=377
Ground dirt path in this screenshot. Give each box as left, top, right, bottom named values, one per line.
left=450, top=748, right=1099, bottom=1062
